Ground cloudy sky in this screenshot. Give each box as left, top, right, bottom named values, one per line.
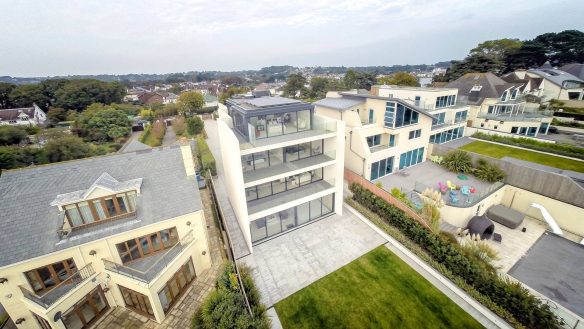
left=1, top=0, right=583, bottom=76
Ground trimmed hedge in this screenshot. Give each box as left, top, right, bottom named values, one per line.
left=349, top=183, right=558, bottom=329
left=472, top=132, right=584, bottom=160
left=196, top=136, right=217, bottom=176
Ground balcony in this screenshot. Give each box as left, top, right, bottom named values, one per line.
left=247, top=180, right=335, bottom=216
left=20, top=263, right=95, bottom=309
left=242, top=116, right=337, bottom=149
left=58, top=210, right=138, bottom=240
left=103, top=230, right=195, bottom=283
left=243, top=152, right=335, bottom=185
left=477, top=112, right=552, bottom=122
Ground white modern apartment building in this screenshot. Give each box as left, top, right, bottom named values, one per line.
left=314, top=86, right=467, bottom=181
left=217, top=96, right=345, bottom=250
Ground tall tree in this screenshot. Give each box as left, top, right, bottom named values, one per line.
left=53, top=80, right=125, bottom=111
left=442, top=54, right=504, bottom=81
left=469, top=38, right=523, bottom=62
left=0, top=83, right=16, bottom=108
left=219, top=86, right=247, bottom=103
left=9, top=84, right=49, bottom=108
left=282, top=73, right=307, bottom=98
left=178, top=91, right=205, bottom=114
left=344, top=69, right=376, bottom=90
left=377, top=72, right=420, bottom=87
left=307, top=77, right=329, bottom=98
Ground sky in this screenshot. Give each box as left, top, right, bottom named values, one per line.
left=1, top=0, right=583, bottom=77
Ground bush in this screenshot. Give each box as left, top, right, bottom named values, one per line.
left=349, top=183, right=558, bottom=329
left=192, top=262, right=270, bottom=329
left=472, top=131, right=584, bottom=160
left=442, top=150, right=473, bottom=173
left=140, top=121, right=166, bottom=147
left=173, top=117, right=186, bottom=136
left=187, top=116, right=204, bottom=136
left=0, top=126, right=28, bottom=145
left=474, top=158, right=506, bottom=182
left=197, top=136, right=216, bottom=175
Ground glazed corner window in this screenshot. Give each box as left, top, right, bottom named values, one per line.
left=64, top=191, right=137, bottom=228
left=25, top=258, right=77, bottom=293
left=116, top=227, right=178, bottom=264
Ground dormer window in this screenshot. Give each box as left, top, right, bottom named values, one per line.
left=510, top=89, right=518, bottom=100
left=500, top=91, right=508, bottom=101
left=52, top=173, right=142, bottom=233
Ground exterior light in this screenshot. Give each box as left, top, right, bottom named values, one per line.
left=0, top=278, right=7, bottom=284
left=186, top=221, right=191, bottom=226
left=54, top=311, right=62, bottom=322
left=202, top=251, right=207, bottom=255
left=15, top=318, right=26, bottom=325
left=89, top=250, right=97, bottom=256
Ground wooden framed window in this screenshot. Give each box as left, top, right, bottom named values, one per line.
left=64, top=191, right=137, bottom=229
left=24, top=258, right=77, bottom=293
left=32, top=313, right=52, bottom=329
left=115, top=228, right=178, bottom=264
left=119, top=285, right=154, bottom=318
left=62, top=286, right=109, bottom=329
left=157, top=258, right=196, bottom=314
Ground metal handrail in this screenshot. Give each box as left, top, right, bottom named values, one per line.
left=57, top=210, right=138, bottom=240
left=20, top=263, right=95, bottom=309
left=103, top=230, right=195, bottom=283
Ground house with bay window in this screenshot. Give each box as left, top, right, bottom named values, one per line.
left=314, top=89, right=438, bottom=181
left=445, top=72, right=553, bottom=138
left=218, top=95, right=345, bottom=248
left=0, top=144, right=211, bottom=329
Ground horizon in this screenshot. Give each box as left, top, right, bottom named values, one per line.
left=1, top=0, right=584, bottom=77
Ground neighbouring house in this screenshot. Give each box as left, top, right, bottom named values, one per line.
left=138, top=91, right=179, bottom=105
left=504, top=63, right=584, bottom=102
left=0, top=145, right=212, bottom=328
left=0, top=104, right=47, bottom=126
left=217, top=95, right=345, bottom=249
left=123, top=87, right=150, bottom=103
left=314, top=88, right=443, bottom=180
left=203, top=94, right=218, bottom=108
left=446, top=72, right=553, bottom=138
left=560, top=63, right=584, bottom=81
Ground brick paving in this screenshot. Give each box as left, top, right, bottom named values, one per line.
left=94, top=186, right=226, bottom=329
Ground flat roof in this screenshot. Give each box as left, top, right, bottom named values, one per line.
left=508, top=233, right=584, bottom=318
left=0, top=146, right=202, bottom=268
left=375, top=85, right=458, bottom=92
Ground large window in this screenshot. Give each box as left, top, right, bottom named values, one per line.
left=116, top=228, right=178, bottom=264
left=454, top=110, right=467, bottom=123
left=64, top=191, right=137, bottom=229
left=25, top=259, right=77, bottom=293
left=245, top=168, right=323, bottom=202
left=384, top=102, right=395, bottom=127
left=366, top=134, right=381, bottom=147
left=408, top=129, right=421, bottom=140
left=399, top=147, right=424, bottom=170
left=119, top=286, right=154, bottom=318
left=395, top=103, right=419, bottom=128
left=370, top=157, right=394, bottom=180
left=429, top=127, right=464, bottom=144
left=242, top=140, right=323, bottom=172
left=248, top=109, right=311, bottom=139
left=432, top=112, right=446, bottom=126
left=435, top=95, right=456, bottom=108
left=250, top=194, right=334, bottom=243
left=158, top=259, right=196, bottom=314
left=62, top=287, right=109, bottom=329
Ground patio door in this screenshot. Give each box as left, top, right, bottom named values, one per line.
left=119, top=285, right=155, bottom=318
left=62, top=286, right=109, bottom=329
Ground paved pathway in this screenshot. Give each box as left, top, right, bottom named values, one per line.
left=238, top=206, right=386, bottom=307
left=118, top=131, right=142, bottom=153
left=161, top=125, right=177, bottom=147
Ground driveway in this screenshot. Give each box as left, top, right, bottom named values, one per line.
left=238, top=206, right=386, bottom=307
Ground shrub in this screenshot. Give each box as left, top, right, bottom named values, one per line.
left=140, top=120, right=166, bottom=147
left=375, top=181, right=383, bottom=188
left=441, top=150, right=473, bottom=173
left=197, top=136, right=216, bottom=175
left=474, top=158, right=506, bottom=182
left=349, top=183, right=558, bottom=329
left=390, top=187, right=416, bottom=210
left=187, top=116, right=204, bottom=136
left=192, top=262, right=270, bottom=329
left=0, top=126, right=28, bottom=145
left=173, top=117, right=186, bottom=136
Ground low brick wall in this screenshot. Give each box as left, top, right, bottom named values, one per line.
left=344, top=169, right=429, bottom=229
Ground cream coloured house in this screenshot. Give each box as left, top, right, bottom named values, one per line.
left=217, top=95, right=345, bottom=249
left=0, top=145, right=211, bottom=329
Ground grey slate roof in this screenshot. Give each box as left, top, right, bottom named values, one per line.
left=313, top=97, right=365, bottom=111
left=0, top=146, right=202, bottom=268
left=527, top=68, right=584, bottom=87
left=122, top=140, right=151, bottom=153
left=445, top=72, right=522, bottom=105
left=560, top=63, right=584, bottom=81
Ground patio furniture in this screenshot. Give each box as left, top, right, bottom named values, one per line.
left=467, top=215, right=495, bottom=240
left=470, top=186, right=477, bottom=194
left=461, top=185, right=470, bottom=196
left=485, top=205, right=525, bottom=229
left=493, top=233, right=502, bottom=243
left=450, top=194, right=459, bottom=204
left=438, top=182, right=448, bottom=194
left=447, top=180, right=457, bottom=190
left=457, top=174, right=469, bottom=180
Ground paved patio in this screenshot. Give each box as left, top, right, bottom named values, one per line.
left=238, top=205, right=386, bottom=307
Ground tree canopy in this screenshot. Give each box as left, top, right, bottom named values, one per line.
left=377, top=72, right=420, bottom=87
left=282, top=73, right=307, bottom=98
left=75, top=105, right=131, bottom=142
left=344, top=69, right=376, bottom=90
left=178, top=91, right=205, bottom=114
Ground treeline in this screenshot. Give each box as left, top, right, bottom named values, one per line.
left=435, top=30, right=584, bottom=82
left=0, top=78, right=125, bottom=110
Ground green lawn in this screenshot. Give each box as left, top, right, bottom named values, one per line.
left=460, top=140, right=584, bottom=173
left=275, top=246, right=483, bottom=329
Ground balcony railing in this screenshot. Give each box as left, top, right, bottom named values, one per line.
left=20, top=263, right=95, bottom=309
left=58, top=210, right=138, bottom=240
left=477, top=112, right=552, bottom=122
left=246, top=115, right=337, bottom=147
left=103, top=230, right=195, bottom=283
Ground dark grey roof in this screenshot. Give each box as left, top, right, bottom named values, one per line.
left=314, top=97, right=365, bottom=111
left=528, top=68, right=584, bottom=87
left=445, top=72, right=521, bottom=105
left=0, top=146, right=202, bottom=268
left=509, top=233, right=584, bottom=318
left=560, top=63, right=584, bottom=80
left=251, top=90, right=270, bottom=98
left=226, top=96, right=312, bottom=116
left=122, top=140, right=151, bottom=153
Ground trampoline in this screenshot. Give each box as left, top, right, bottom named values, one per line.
left=467, top=215, right=495, bottom=240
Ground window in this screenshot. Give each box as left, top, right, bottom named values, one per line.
left=368, top=109, right=374, bottom=124
left=384, top=102, right=395, bottom=128
left=527, top=127, right=537, bottom=137
left=119, top=286, right=154, bottom=318
left=395, top=103, right=419, bottom=128
left=435, top=95, right=456, bottom=108
left=366, top=134, right=381, bottom=147
left=454, top=110, right=467, bottom=123
left=432, top=112, right=445, bottom=126
left=539, top=123, right=549, bottom=134
left=511, top=89, right=518, bottom=100
left=399, top=147, right=424, bottom=170
left=488, top=106, right=495, bottom=114
left=480, top=123, right=485, bottom=128
left=370, top=157, right=394, bottom=180
left=242, top=140, right=325, bottom=172
left=116, top=228, right=178, bottom=264
left=245, top=168, right=324, bottom=202
left=511, top=127, right=518, bottom=134
left=519, top=127, right=527, bottom=135
left=408, top=129, right=421, bottom=139
left=500, top=91, right=508, bottom=101
left=429, top=127, right=464, bottom=144
left=25, top=258, right=77, bottom=293
left=157, top=259, right=196, bottom=314
left=63, top=191, right=137, bottom=229
left=389, top=135, right=396, bottom=147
